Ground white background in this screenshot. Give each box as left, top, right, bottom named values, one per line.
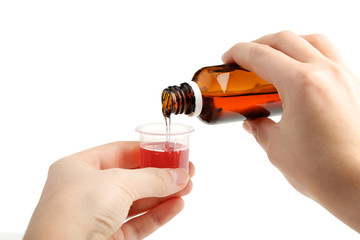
left=1, top=0, right=360, bottom=239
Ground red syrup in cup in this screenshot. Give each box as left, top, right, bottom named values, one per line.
left=140, top=142, right=189, bottom=171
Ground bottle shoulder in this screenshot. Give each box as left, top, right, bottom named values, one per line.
left=192, top=63, right=276, bottom=96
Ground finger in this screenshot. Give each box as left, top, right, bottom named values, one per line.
left=116, top=197, right=184, bottom=240
left=188, top=161, right=195, bottom=178
left=127, top=162, right=195, bottom=218
left=119, top=168, right=189, bottom=200
left=253, top=31, right=326, bottom=63
left=243, top=118, right=278, bottom=152
left=71, top=141, right=140, bottom=170
left=301, top=34, right=346, bottom=64
left=127, top=180, right=193, bottom=218
left=222, top=41, right=299, bottom=93
left=74, top=142, right=196, bottom=172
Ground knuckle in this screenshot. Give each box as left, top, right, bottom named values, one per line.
left=247, top=43, right=272, bottom=61
left=291, top=63, right=347, bottom=102
left=306, top=33, right=328, bottom=45
left=109, top=168, right=138, bottom=202
left=48, top=161, right=57, bottom=173
left=118, top=182, right=137, bottom=203
left=90, top=213, right=116, bottom=240
left=274, top=30, right=296, bottom=40
left=292, top=65, right=325, bottom=93
left=48, top=158, right=66, bottom=175
left=327, top=62, right=347, bottom=78
left=153, top=169, right=171, bottom=193
left=136, top=168, right=173, bottom=197
left=149, top=210, right=162, bottom=228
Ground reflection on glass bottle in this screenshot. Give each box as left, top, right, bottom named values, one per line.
left=162, top=63, right=282, bottom=124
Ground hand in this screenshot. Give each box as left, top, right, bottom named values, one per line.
left=222, top=31, right=360, bottom=232
left=24, top=141, right=194, bottom=240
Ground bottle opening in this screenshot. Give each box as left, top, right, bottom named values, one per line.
left=161, top=82, right=202, bottom=118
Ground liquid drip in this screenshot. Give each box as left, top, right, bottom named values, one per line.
left=164, top=115, right=171, bottom=149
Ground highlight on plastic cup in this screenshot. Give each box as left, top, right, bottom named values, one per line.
left=135, top=123, right=194, bottom=172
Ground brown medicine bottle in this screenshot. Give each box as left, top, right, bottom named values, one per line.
left=161, top=63, right=282, bottom=124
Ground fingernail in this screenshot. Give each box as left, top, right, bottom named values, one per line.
left=243, top=120, right=253, bottom=134
left=169, top=169, right=188, bottom=185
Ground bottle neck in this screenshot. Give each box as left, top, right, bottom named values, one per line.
left=161, top=81, right=202, bottom=118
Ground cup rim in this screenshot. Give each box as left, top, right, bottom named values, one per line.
left=135, top=123, right=194, bottom=136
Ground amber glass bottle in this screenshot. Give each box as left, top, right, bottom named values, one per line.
left=161, top=63, right=282, bottom=124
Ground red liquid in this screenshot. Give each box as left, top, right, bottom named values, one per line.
left=140, top=142, right=189, bottom=171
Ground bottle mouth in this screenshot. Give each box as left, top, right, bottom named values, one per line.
left=161, top=82, right=202, bottom=118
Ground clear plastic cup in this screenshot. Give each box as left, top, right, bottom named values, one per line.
left=135, top=123, right=194, bottom=172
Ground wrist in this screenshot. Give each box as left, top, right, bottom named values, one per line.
left=310, top=151, right=360, bottom=232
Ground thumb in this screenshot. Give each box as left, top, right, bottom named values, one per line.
left=243, top=117, right=278, bottom=151
left=120, top=168, right=189, bottom=201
